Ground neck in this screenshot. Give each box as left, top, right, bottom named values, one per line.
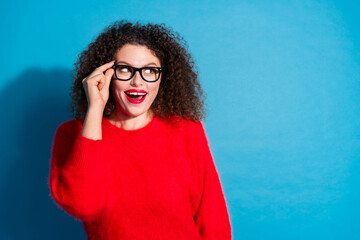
left=107, top=109, right=153, bottom=130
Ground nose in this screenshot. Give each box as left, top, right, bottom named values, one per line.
left=130, top=70, right=143, bottom=87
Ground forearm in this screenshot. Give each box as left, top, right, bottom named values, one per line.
left=81, top=107, right=103, bottom=140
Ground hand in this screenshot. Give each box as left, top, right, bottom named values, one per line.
left=82, top=61, right=115, bottom=113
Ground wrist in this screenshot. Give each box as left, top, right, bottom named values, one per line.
left=82, top=108, right=103, bottom=140
left=87, top=104, right=105, bottom=115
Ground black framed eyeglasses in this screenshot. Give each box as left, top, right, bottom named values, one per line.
left=111, top=65, right=163, bottom=82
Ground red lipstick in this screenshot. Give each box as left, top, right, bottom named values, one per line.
left=124, top=89, right=148, bottom=104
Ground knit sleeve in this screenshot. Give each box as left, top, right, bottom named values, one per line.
left=48, top=120, right=110, bottom=222
left=192, top=122, right=232, bottom=240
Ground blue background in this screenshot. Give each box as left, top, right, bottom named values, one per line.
left=1, top=0, right=359, bottom=239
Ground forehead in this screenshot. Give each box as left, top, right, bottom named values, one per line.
left=114, top=44, right=160, bottom=66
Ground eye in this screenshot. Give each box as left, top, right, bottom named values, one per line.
left=119, top=66, right=131, bottom=73
left=143, top=68, right=158, bottom=74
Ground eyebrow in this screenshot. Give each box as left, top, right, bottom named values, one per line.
left=115, top=61, right=159, bottom=67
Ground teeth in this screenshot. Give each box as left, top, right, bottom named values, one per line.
left=126, top=92, right=147, bottom=96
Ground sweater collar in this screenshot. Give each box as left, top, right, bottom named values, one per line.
left=102, top=115, right=159, bottom=135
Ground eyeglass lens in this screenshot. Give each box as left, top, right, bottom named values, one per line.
left=115, top=66, right=160, bottom=81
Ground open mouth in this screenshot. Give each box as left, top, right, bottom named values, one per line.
left=124, top=89, right=148, bottom=104
left=124, top=91, right=147, bottom=100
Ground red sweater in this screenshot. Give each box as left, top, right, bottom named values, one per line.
left=48, top=116, right=232, bottom=240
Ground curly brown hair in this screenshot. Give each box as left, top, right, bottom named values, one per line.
left=70, top=20, right=205, bottom=121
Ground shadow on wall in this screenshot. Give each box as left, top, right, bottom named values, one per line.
left=0, top=68, right=86, bottom=239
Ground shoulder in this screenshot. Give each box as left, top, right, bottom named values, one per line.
left=158, top=115, right=202, bottom=129
left=158, top=116, right=207, bottom=139
left=183, top=119, right=206, bottom=139
left=55, top=118, right=84, bottom=137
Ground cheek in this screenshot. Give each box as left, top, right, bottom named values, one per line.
left=111, top=82, right=126, bottom=95
left=151, top=82, right=161, bottom=96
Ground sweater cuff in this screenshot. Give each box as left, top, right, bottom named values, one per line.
left=65, top=134, right=107, bottom=172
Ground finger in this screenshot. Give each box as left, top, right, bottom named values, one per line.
left=103, top=68, right=114, bottom=90
left=96, top=60, right=115, bottom=73
left=83, top=73, right=102, bottom=86
left=97, top=75, right=105, bottom=90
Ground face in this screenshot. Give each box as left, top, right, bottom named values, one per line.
left=111, top=44, right=162, bottom=119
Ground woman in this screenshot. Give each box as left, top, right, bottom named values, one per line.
left=48, top=20, right=232, bottom=240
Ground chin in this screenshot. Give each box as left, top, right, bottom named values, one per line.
left=118, top=104, right=149, bottom=118
left=126, top=110, right=147, bottom=117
